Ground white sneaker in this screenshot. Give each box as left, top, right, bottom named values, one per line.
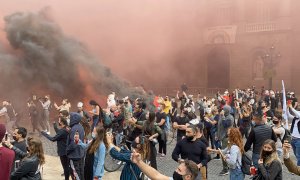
left=47, top=131, right=50, bottom=135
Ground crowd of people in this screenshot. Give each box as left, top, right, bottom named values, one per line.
left=0, top=86, right=300, bottom=180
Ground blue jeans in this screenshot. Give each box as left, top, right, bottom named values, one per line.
left=230, top=168, right=244, bottom=180
left=252, top=153, right=260, bottom=169
left=291, top=138, right=300, bottom=166
left=91, top=116, right=99, bottom=131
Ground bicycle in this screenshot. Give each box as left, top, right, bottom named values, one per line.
left=104, top=126, right=129, bottom=172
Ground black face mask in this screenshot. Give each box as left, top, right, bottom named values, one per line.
left=12, top=135, right=17, bottom=141
left=273, top=121, right=279, bottom=125
left=186, top=135, right=194, bottom=142
left=131, top=141, right=139, bottom=149
left=173, top=171, right=183, bottom=180
left=261, top=150, right=273, bottom=159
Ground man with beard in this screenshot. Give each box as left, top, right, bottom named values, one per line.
left=128, top=102, right=146, bottom=149
left=172, top=125, right=208, bottom=180
left=132, top=153, right=199, bottom=180
left=11, top=127, right=27, bottom=167
left=173, top=107, right=189, bottom=142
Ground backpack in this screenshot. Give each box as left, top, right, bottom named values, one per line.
left=239, top=153, right=252, bottom=175
left=280, top=126, right=291, bottom=144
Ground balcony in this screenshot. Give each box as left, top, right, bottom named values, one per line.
left=244, top=21, right=291, bottom=33
left=244, top=22, right=276, bottom=33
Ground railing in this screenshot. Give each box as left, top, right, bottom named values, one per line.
left=245, top=22, right=276, bottom=33
left=150, top=87, right=228, bottom=97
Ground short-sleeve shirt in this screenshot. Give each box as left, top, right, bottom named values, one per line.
left=156, top=112, right=166, bottom=130
left=173, top=116, right=189, bottom=138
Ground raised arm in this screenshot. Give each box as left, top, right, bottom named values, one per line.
left=132, top=152, right=170, bottom=180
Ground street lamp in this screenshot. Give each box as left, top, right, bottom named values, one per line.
left=262, top=45, right=281, bottom=89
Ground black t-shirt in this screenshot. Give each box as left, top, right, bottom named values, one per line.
left=179, top=97, right=187, bottom=108
left=173, top=116, right=189, bottom=138
left=156, top=112, right=166, bottom=130
left=12, top=140, right=27, bottom=161
left=292, top=97, right=298, bottom=107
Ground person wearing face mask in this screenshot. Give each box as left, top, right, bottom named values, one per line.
left=132, top=151, right=199, bottom=180
left=76, top=126, right=107, bottom=180
left=156, top=104, right=167, bottom=157
left=4, top=137, right=45, bottom=180
left=41, top=118, right=69, bottom=180
left=271, top=113, right=285, bottom=158
left=107, top=133, right=151, bottom=180
left=172, top=125, right=208, bottom=179
left=244, top=114, right=277, bottom=169
left=256, top=139, right=282, bottom=179
left=216, top=105, right=234, bottom=176
left=11, top=127, right=27, bottom=162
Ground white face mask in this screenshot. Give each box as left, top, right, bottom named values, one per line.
left=187, top=107, right=192, bottom=113
left=206, top=108, right=212, bottom=114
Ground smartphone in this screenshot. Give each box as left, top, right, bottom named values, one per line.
left=285, top=135, right=292, bottom=144
left=5, top=133, right=8, bottom=141
left=15, top=160, right=20, bottom=169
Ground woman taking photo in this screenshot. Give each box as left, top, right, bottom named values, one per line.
left=107, top=132, right=151, bottom=180
left=212, top=128, right=245, bottom=180
left=256, top=139, right=282, bottom=180
left=5, top=137, right=45, bottom=180
left=77, top=126, right=107, bottom=180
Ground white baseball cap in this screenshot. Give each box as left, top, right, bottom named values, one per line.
left=77, top=102, right=83, bottom=108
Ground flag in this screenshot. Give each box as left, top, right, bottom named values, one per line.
left=282, top=80, right=288, bottom=128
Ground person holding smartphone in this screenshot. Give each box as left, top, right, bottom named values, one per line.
left=283, top=142, right=300, bottom=175
left=4, top=136, right=45, bottom=180
left=41, top=118, right=69, bottom=180
left=0, top=124, right=15, bottom=180
left=212, top=128, right=245, bottom=180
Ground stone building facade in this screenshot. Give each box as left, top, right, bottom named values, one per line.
left=197, top=0, right=299, bottom=92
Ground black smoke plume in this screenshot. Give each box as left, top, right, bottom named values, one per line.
left=0, top=8, right=150, bottom=105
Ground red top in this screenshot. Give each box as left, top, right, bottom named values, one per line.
left=0, top=147, right=15, bottom=180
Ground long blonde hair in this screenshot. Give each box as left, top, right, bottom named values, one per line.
left=260, top=139, right=280, bottom=166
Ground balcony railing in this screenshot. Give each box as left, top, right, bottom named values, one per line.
left=245, top=22, right=276, bottom=33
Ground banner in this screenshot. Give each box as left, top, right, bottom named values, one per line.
left=282, top=80, right=288, bottom=128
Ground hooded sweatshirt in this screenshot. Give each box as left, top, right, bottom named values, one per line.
left=66, top=112, right=85, bottom=160
left=217, top=105, right=234, bottom=140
